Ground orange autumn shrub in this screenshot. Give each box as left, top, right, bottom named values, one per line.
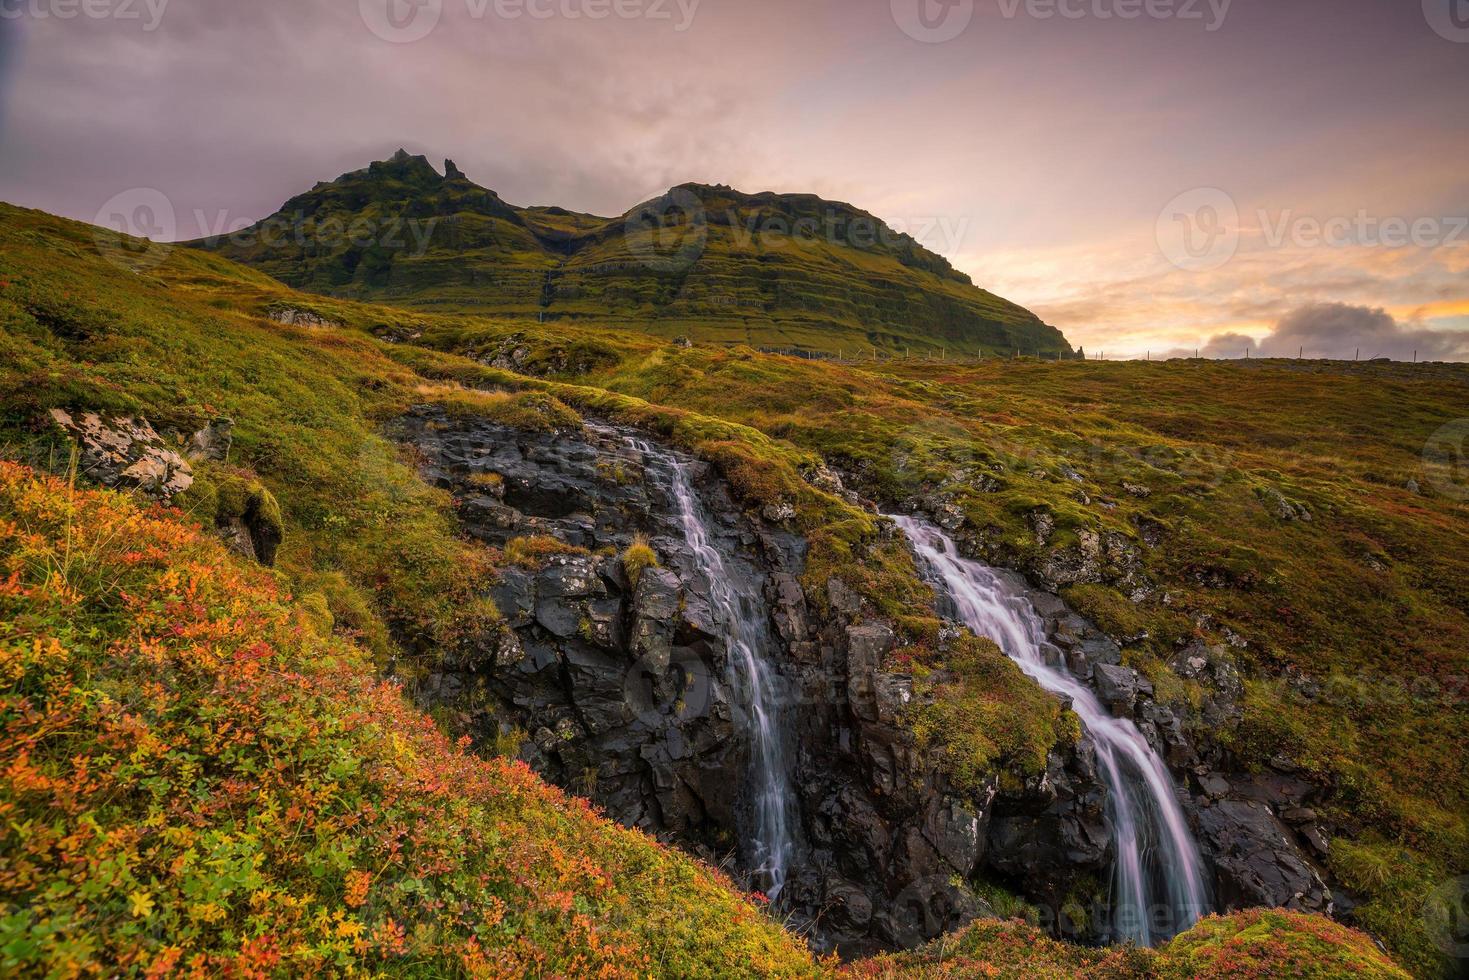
left=0, top=461, right=818, bottom=978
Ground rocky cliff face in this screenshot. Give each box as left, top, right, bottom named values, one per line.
left=392, top=410, right=1335, bottom=955
left=899, top=494, right=1338, bottom=935
left=393, top=409, right=1016, bottom=953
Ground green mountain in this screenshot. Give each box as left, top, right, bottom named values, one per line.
left=190, top=150, right=1072, bottom=358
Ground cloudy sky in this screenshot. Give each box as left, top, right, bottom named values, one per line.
left=1, top=0, right=1466, bottom=359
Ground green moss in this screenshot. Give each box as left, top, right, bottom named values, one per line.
left=908, top=634, right=1066, bottom=792
left=216, top=474, right=284, bottom=539
left=503, top=535, right=589, bottom=568
left=1329, top=837, right=1456, bottom=979
left=1157, top=908, right=1412, bottom=979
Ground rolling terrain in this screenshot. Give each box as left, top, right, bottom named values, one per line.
left=1, top=200, right=1464, bottom=976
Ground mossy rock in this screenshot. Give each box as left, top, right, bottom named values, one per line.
left=1157, top=909, right=1412, bottom=979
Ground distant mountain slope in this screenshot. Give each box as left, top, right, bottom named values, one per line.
left=190, top=150, right=1072, bottom=357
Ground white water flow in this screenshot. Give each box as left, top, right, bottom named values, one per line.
left=892, top=515, right=1209, bottom=946
left=637, top=438, right=796, bottom=899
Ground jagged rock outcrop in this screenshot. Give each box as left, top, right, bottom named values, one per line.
left=396, top=411, right=1336, bottom=954
left=896, top=499, right=1336, bottom=941
left=1195, top=797, right=1331, bottom=914
left=47, top=409, right=193, bottom=500
left=186, top=417, right=233, bottom=462
left=393, top=408, right=1008, bottom=955
left=267, top=306, right=341, bottom=329
left=46, top=409, right=283, bottom=565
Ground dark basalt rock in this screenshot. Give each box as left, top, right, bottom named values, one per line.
left=391, top=408, right=997, bottom=955
left=889, top=494, right=1335, bottom=945
left=1196, top=798, right=1331, bottom=913
left=396, top=413, right=1338, bottom=956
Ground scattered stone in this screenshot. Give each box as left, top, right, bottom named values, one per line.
left=1093, top=663, right=1140, bottom=716
left=268, top=306, right=340, bottom=329
left=827, top=576, right=863, bottom=619
left=761, top=501, right=796, bottom=523
left=1256, top=486, right=1313, bottom=522
left=1198, top=772, right=1232, bottom=799
left=47, top=408, right=193, bottom=500
left=186, top=417, right=233, bottom=462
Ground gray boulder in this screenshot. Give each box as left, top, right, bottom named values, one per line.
left=1093, top=663, right=1141, bottom=716
left=48, top=408, right=193, bottom=500
left=1196, top=798, right=1331, bottom=913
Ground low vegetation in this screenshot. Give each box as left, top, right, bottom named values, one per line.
left=621, top=533, right=660, bottom=589
left=848, top=912, right=1412, bottom=979
left=0, top=199, right=1454, bottom=975
left=0, top=461, right=819, bottom=976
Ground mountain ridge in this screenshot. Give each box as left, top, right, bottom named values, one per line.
left=191, top=150, right=1074, bottom=358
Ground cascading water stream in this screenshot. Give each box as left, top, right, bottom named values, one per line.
left=892, top=515, right=1210, bottom=946
left=633, top=437, right=797, bottom=899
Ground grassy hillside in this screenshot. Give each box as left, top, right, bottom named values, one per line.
left=188, top=151, right=1072, bottom=358
left=0, top=200, right=1453, bottom=976
left=0, top=460, right=823, bottom=976
left=0, top=462, right=1411, bottom=977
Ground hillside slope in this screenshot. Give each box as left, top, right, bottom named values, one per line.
left=0, top=460, right=821, bottom=976
left=0, top=465, right=1412, bottom=979
left=188, top=151, right=1072, bottom=358
left=0, top=201, right=1448, bottom=977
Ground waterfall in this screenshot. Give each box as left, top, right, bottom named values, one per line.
left=892, top=515, right=1209, bottom=946
left=635, top=438, right=797, bottom=899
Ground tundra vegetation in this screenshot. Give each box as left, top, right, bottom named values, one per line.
left=1, top=199, right=1464, bottom=976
